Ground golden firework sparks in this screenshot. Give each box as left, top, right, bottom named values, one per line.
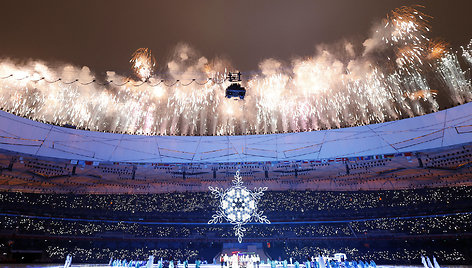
left=427, top=39, right=449, bottom=60
left=130, top=48, right=156, bottom=81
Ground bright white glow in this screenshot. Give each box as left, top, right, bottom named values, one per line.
left=208, top=170, right=270, bottom=243
left=222, top=187, right=254, bottom=222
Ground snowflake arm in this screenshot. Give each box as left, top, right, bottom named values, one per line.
left=234, top=224, right=246, bottom=243
left=254, top=210, right=271, bottom=224
left=208, top=186, right=224, bottom=198
left=208, top=210, right=225, bottom=224
left=232, top=170, right=244, bottom=186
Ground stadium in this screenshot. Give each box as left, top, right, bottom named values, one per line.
left=1, top=1, right=472, bottom=268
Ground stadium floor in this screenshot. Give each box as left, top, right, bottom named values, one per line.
left=1, top=264, right=471, bottom=268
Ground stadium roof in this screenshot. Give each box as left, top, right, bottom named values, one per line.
left=1, top=103, right=472, bottom=163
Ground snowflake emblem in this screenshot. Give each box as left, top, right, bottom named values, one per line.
left=208, top=170, right=270, bottom=243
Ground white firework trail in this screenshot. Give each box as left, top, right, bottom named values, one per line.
left=462, top=40, right=472, bottom=66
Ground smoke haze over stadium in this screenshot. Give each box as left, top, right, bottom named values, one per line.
left=0, top=0, right=471, bottom=74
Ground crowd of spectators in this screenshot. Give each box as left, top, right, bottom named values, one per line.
left=0, top=186, right=471, bottom=264
left=1, top=239, right=218, bottom=263
left=0, top=213, right=470, bottom=239
left=46, top=245, right=203, bottom=263
left=2, top=238, right=469, bottom=265
left=1, top=186, right=471, bottom=221
left=268, top=240, right=470, bottom=264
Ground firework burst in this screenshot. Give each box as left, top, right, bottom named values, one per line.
left=130, top=48, right=156, bottom=81
left=427, top=39, right=449, bottom=60
left=385, top=5, right=431, bottom=45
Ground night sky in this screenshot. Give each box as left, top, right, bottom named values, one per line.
left=1, top=0, right=471, bottom=75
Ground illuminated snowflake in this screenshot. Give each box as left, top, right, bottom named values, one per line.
left=208, top=170, right=270, bottom=243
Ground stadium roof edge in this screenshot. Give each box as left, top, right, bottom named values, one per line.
left=1, top=103, right=472, bottom=163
